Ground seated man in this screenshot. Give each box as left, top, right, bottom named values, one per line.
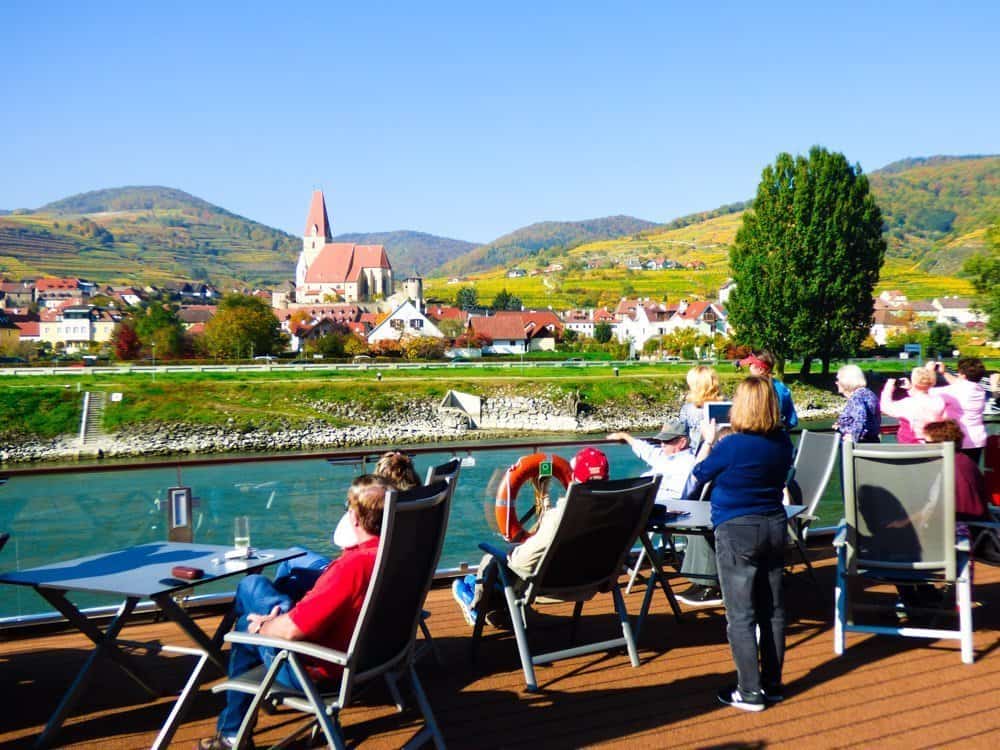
left=452, top=447, right=610, bottom=625
left=197, top=475, right=389, bottom=750
left=608, top=421, right=721, bottom=606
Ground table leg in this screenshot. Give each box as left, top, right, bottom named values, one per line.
left=152, top=592, right=227, bottom=670
left=634, top=533, right=683, bottom=641
left=33, top=592, right=159, bottom=750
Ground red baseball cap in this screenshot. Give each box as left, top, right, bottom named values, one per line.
left=571, top=447, right=610, bottom=483
left=739, top=354, right=771, bottom=373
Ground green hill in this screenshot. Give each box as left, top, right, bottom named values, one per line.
left=331, top=230, right=478, bottom=277
left=0, top=186, right=301, bottom=286
left=437, top=215, right=660, bottom=276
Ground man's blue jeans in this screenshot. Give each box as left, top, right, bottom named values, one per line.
left=216, top=574, right=303, bottom=736
left=714, top=511, right=786, bottom=696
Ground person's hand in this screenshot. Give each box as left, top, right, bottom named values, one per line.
left=898, top=377, right=911, bottom=390
left=700, top=419, right=717, bottom=446
left=247, top=605, right=282, bottom=635
left=607, top=432, right=628, bottom=442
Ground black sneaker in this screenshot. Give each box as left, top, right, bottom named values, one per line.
left=677, top=586, right=723, bottom=607
left=717, top=685, right=765, bottom=712
left=761, top=684, right=785, bottom=703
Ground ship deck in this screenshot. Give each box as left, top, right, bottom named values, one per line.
left=3, top=546, right=1000, bottom=749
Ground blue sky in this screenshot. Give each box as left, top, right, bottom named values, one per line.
left=2, top=1, right=998, bottom=243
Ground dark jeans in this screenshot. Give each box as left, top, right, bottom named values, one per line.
left=714, top=511, right=786, bottom=695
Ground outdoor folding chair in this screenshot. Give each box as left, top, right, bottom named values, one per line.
left=471, top=475, right=660, bottom=691
left=212, top=480, right=452, bottom=749
left=415, top=457, right=461, bottom=664
left=787, top=430, right=840, bottom=581
left=834, top=441, right=975, bottom=664
left=985, top=434, right=1000, bottom=520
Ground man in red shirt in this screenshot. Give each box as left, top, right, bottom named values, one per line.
left=198, top=476, right=388, bottom=750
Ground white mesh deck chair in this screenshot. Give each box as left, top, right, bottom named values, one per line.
left=471, top=475, right=660, bottom=691
left=787, top=430, right=840, bottom=581
left=213, top=480, right=452, bottom=749
left=834, top=441, right=975, bottom=664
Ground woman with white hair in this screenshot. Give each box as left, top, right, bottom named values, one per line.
left=833, top=364, right=881, bottom=443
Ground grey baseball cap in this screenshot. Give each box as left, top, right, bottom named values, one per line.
left=653, top=419, right=688, bottom=442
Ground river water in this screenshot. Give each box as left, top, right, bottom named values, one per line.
left=0, top=433, right=849, bottom=619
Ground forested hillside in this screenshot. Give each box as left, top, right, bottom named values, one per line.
left=437, top=215, right=660, bottom=276
left=0, top=187, right=301, bottom=286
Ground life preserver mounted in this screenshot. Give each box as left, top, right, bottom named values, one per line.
left=495, top=452, right=573, bottom=542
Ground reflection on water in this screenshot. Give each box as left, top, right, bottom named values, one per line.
left=0, top=435, right=849, bottom=618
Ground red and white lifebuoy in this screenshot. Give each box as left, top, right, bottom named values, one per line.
left=494, top=453, right=573, bottom=542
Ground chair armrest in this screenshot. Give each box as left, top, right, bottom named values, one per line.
left=833, top=522, right=847, bottom=548
left=478, top=542, right=510, bottom=562
left=224, top=630, right=349, bottom=666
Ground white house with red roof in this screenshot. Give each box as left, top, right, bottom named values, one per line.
left=35, top=278, right=86, bottom=308
left=367, top=300, right=444, bottom=344
left=295, top=191, right=393, bottom=304
left=468, top=314, right=529, bottom=354
left=664, top=300, right=729, bottom=336
left=933, top=296, right=982, bottom=326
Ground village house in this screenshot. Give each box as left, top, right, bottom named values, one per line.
left=615, top=300, right=677, bottom=354
left=0, top=310, right=19, bottom=352
left=468, top=314, right=528, bottom=355
left=665, top=300, right=729, bottom=336
left=367, top=300, right=444, bottom=344
left=933, top=296, right=982, bottom=326
left=0, top=280, right=35, bottom=308
left=295, top=191, right=393, bottom=304
left=35, top=278, right=86, bottom=308
left=561, top=307, right=615, bottom=339
left=39, top=304, right=120, bottom=351
left=177, top=305, right=217, bottom=329
left=869, top=307, right=910, bottom=346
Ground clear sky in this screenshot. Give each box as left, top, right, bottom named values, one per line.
left=3, top=1, right=998, bottom=243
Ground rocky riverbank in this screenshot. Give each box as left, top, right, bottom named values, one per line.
left=0, top=387, right=843, bottom=463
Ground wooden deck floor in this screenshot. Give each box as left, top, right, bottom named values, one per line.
left=3, top=548, right=1000, bottom=749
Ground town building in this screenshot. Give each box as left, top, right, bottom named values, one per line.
left=295, top=191, right=393, bottom=304
left=366, top=300, right=444, bottom=344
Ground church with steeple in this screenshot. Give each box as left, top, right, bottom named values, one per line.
left=295, top=190, right=393, bottom=304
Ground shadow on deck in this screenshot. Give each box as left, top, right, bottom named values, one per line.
left=3, top=548, right=1000, bottom=749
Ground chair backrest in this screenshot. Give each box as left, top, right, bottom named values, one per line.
left=344, top=480, right=452, bottom=688
left=842, top=441, right=956, bottom=580
left=424, top=457, right=461, bottom=489
left=528, top=475, right=660, bottom=602
left=793, top=429, right=840, bottom=519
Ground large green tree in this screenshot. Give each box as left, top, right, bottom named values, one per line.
left=135, top=303, right=185, bottom=357
left=728, top=147, right=886, bottom=375
left=202, top=294, right=285, bottom=359
left=962, top=221, right=1000, bottom=337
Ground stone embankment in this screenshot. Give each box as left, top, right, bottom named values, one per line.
left=0, top=390, right=842, bottom=463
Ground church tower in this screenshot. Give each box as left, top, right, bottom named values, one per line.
left=296, top=190, right=333, bottom=289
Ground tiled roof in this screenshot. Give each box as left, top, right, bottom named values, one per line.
left=303, top=190, right=332, bottom=240
left=470, top=315, right=528, bottom=340
left=304, top=243, right=391, bottom=284
left=937, top=297, right=972, bottom=309
left=178, top=306, right=216, bottom=324
left=15, top=320, right=39, bottom=336
left=674, top=301, right=711, bottom=320
left=35, top=278, right=79, bottom=292
left=425, top=305, right=467, bottom=322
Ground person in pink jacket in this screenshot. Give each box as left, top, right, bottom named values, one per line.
left=880, top=366, right=947, bottom=443
left=929, top=358, right=988, bottom=462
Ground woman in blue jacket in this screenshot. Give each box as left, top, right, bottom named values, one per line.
left=690, top=376, right=794, bottom=712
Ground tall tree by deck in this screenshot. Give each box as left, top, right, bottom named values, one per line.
left=963, top=220, right=1000, bottom=338
left=728, top=147, right=886, bottom=375
left=202, top=294, right=285, bottom=359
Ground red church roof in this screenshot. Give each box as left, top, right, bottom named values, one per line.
left=304, top=243, right=391, bottom=284
left=303, top=190, right=333, bottom=241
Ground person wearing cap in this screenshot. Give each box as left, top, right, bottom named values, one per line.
left=452, top=448, right=610, bottom=627
left=739, top=350, right=798, bottom=429
left=608, top=421, right=721, bottom=606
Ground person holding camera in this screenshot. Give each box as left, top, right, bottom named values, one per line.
left=929, top=358, right=988, bottom=463
left=879, top=366, right=947, bottom=443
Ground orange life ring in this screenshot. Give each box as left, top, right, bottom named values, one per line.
left=495, top=453, right=573, bottom=542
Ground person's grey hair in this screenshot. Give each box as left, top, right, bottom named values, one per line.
left=836, top=364, right=867, bottom=392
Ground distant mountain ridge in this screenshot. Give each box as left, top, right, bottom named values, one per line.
left=438, top=215, right=660, bottom=276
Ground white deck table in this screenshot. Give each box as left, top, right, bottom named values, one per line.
left=0, top=542, right=303, bottom=749
left=636, top=502, right=805, bottom=639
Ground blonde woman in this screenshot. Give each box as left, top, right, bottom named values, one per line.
left=879, top=365, right=947, bottom=443
left=679, top=365, right=721, bottom=450
left=690, top=376, right=794, bottom=711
